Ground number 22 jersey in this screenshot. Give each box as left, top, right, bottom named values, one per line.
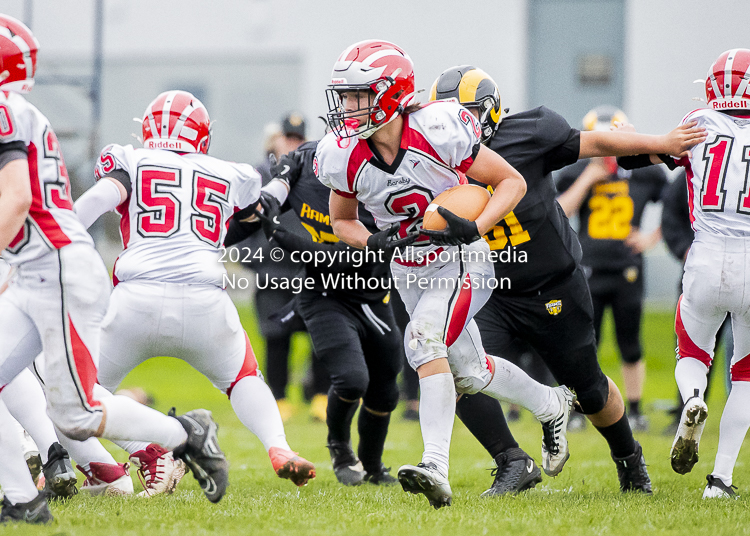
left=95, top=144, right=261, bottom=287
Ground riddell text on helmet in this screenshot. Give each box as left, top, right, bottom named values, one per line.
left=145, top=140, right=190, bottom=150
left=713, top=100, right=750, bottom=109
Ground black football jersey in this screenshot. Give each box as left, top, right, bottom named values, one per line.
left=555, top=160, right=667, bottom=271
left=472, top=106, right=583, bottom=294
left=281, top=141, right=389, bottom=302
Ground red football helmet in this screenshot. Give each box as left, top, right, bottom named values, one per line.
left=705, top=49, right=750, bottom=111
left=326, top=40, right=415, bottom=139
left=0, top=14, right=39, bottom=94
left=142, top=90, right=211, bottom=154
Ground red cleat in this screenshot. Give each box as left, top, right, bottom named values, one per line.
left=269, top=447, right=316, bottom=487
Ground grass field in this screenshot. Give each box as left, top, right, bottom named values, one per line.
left=6, top=306, right=749, bottom=536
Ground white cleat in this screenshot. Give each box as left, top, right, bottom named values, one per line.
left=78, top=462, right=134, bottom=496
left=129, top=444, right=186, bottom=497
left=397, top=462, right=452, bottom=509
left=541, top=386, right=576, bottom=476
left=670, top=395, right=708, bottom=475
left=703, top=474, right=738, bottom=499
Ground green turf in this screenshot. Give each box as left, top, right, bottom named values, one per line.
left=8, top=308, right=749, bottom=535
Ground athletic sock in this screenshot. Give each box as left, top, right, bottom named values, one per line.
left=712, top=381, right=750, bottom=486
left=2, top=368, right=59, bottom=464
left=595, top=412, right=637, bottom=459
left=357, top=408, right=391, bottom=473
left=675, top=357, right=709, bottom=403
left=230, top=375, right=291, bottom=451
left=419, top=373, right=455, bottom=477
left=100, top=396, right=187, bottom=451
left=326, top=387, right=359, bottom=444
left=481, top=355, right=560, bottom=422
left=456, top=393, right=518, bottom=457
left=628, top=400, right=641, bottom=415
left=0, top=401, right=40, bottom=504
left=111, top=440, right=150, bottom=455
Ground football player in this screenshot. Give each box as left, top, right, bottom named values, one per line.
left=0, top=15, right=229, bottom=523
left=429, top=65, right=705, bottom=494
left=556, top=106, right=669, bottom=432
left=316, top=40, right=578, bottom=509
left=226, top=139, right=405, bottom=486
left=621, top=49, right=750, bottom=499
left=73, top=90, right=315, bottom=490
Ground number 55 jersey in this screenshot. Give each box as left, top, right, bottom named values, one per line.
left=0, top=92, right=92, bottom=266
left=95, top=143, right=261, bottom=287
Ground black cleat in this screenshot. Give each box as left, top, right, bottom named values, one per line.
left=398, top=462, right=452, bottom=509
left=1, top=491, right=53, bottom=524
left=481, top=448, right=542, bottom=497
left=327, top=441, right=365, bottom=486
left=612, top=441, right=652, bottom=494
left=171, top=409, right=229, bottom=503
left=363, top=464, right=398, bottom=485
left=703, top=474, right=739, bottom=499
left=43, top=442, right=78, bottom=499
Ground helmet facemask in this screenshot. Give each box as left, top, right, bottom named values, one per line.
left=326, top=77, right=400, bottom=139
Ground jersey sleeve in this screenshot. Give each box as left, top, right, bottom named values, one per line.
left=94, top=144, right=135, bottom=185
left=534, top=107, right=581, bottom=174
left=414, top=101, right=481, bottom=172
left=228, top=163, right=262, bottom=209
left=314, top=133, right=356, bottom=198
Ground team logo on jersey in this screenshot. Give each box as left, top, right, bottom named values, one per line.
left=545, top=300, right=562, bottom=316
left=624, top=266, right=639, bottom=283
left=409, top=158, right=420, bottom=168
left=733, top=119, right=750, bottom=128
left=312, top=156, right=319, bottom=177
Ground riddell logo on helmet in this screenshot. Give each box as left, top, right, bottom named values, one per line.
left=712, top=99, right=750, bottom=109
left=145, top=139, right=187, bottom=150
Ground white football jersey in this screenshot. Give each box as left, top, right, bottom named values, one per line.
left=94, top=144, right=261, bottom=287
left=315, top=100, right=481, bottom=244
left=0, top=92, right=93, bottom=266
left=679, top=108, right=750, bottom=237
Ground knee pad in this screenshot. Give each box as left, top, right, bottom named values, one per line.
left=332, top=370, right=369, bottom=403
left=453, top=374, right=486, bottom=395
left=48, top=402, right=102, bottom=441
left=575, top=373, right=610, bottom=415
left=404, top=320, right=446, bottom=370
left=363, top=378, right=400, bottom=413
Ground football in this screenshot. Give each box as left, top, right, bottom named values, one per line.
left=422, top=184, right=491, bottom=231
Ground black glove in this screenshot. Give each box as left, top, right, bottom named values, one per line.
left=366, top=222, right=419, bottom=261
left=254, top=192, right=282, bottom=240
left=421, top=206, right=481, bottom=246
left=270, top=151, right=304, bottom=188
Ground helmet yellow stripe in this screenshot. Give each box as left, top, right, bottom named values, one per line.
left=458, top=68, right=487, bottom=104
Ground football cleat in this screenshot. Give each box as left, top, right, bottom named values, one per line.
left=0, top=491, right=53, bottom=525
left=171, top=409, right=229, bottom=503
left=703, top=475, right=738, bottom=499
left=612, top=440, right=652, bottom=494
left=481, top=448, right=542, bottom=497
left=327, top=441, right=365, bottom=486
left=269, top=447, right=316, bottom=487
left=78, top=462, right=134, bottom=496
left=43, top=442, right=78, bottom=499
left=541, top=386, right=576, bottom=476
left=363, top=464, right=398, bottom=486
left=670, top=395, right=708, bottom=475
left=398, top=462, right=452, bottom=509
left=130, top=444, right=186, bottom=497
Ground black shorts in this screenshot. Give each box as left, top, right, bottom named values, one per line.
left=475, top=267, right=609, bottom=414
left=586, top=266, right=644, bottom=364
left=297, top=292, right=403, bottom=413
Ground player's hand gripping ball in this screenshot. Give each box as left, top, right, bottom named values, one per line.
left=421, top=184, right=490, bottom=231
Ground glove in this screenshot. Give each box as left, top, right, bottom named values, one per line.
left=255, top=192, right=283, bottom=240
left=421, top=206, right=481, bottom=246
left=366, top=222, right=420, bottom=261
left=270, top=151, right=304, bottom=188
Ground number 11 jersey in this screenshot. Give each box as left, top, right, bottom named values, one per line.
left=679, top=108, right=750, bottom=237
